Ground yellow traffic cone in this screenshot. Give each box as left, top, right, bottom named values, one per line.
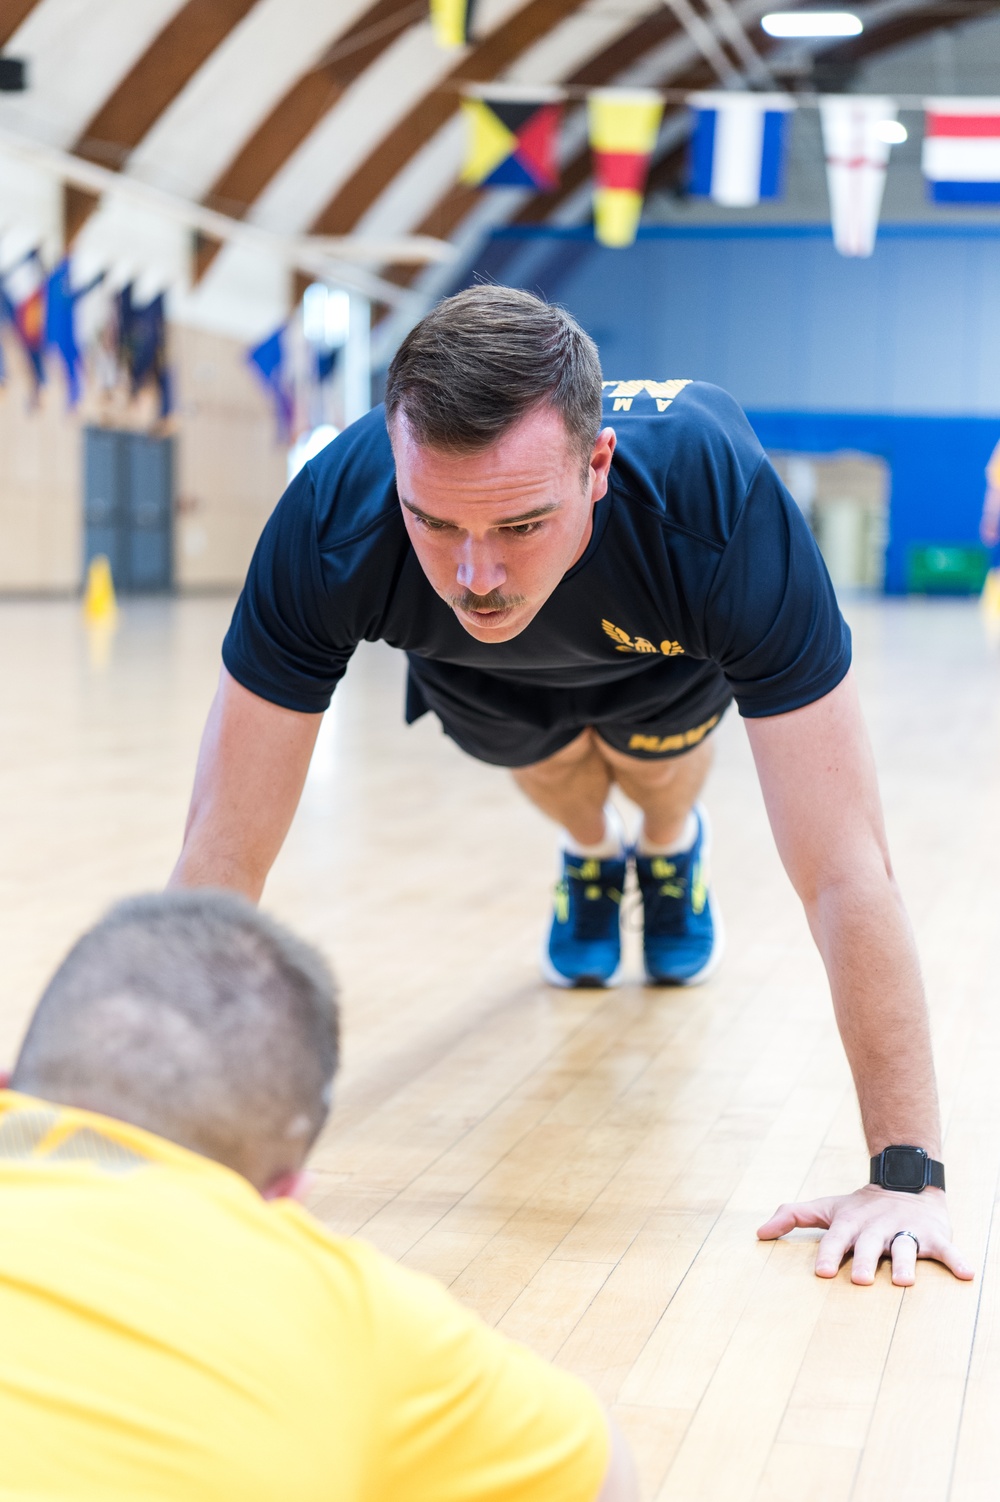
left=982, top=566, right=1000, bottom=648
left=83, top=554, right=118, bottom=626
left=83, top=555, right=119, bottom=670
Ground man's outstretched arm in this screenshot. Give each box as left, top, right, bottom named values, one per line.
left=745, top=670, right=973, bottom=1285
left=169, top=667, right=322, bottom=902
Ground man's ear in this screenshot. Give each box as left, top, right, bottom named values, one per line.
left=590, top=427, right=617, bottom=499
left=261, top=1169, right=314, bottom=1203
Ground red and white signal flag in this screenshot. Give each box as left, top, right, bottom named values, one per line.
left=923, top=98, right=1000, bottom=203
left=819, top=96, right=897, bottom=257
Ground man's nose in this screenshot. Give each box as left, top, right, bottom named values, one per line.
left=456, top=538, right=506, bottom=596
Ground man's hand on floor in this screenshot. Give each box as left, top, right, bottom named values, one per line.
left=757, top=1185, right=975, bottom=1285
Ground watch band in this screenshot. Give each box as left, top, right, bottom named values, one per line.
left=869, top=1145, right=945, bottom=1193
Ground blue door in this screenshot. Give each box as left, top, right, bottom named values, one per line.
left=83, top=428, right=173, bottom=592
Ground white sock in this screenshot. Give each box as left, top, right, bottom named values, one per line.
left=637, top=810, right=698, bottom=857
left=563, top=805, right=626, bottom=861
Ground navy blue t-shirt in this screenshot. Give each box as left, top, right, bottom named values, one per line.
left=223, top=381, right=851, bottom=735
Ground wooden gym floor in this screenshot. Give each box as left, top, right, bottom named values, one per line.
left=0, top=594, right=998, bottom=1501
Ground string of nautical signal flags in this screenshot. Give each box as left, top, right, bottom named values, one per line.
left=0, top=251, right=170, bottom=413
left=460, top=84, right=1000, bottom=253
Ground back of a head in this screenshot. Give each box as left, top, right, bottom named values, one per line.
left=384, top=285, right=603, bottom=469
left=10, top=891, right=339, bottom=1190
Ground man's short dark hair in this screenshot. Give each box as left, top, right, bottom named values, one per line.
left=11, top=891, right=339, bottom=1189
left=384, top=285, right=603, bottom=468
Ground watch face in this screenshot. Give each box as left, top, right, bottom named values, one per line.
left=882, top=1147, right=927, bottom=1191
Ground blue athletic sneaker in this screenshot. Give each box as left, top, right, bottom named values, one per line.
left=635, top=804, right=723, bottom=985
left=543, top=851, right=627, bottom=988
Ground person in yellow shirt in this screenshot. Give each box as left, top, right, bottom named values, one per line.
left=982, top=440, right=1000, bottom=638
left=0, top=890, right=635, bottom=1502
left=983, top=439, right=1000, bottom=551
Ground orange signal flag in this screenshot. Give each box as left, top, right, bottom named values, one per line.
left=588, top=89, right=664, bottom=247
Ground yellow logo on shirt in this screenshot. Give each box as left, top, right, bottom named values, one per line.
left=602, top=620, right=684, bottom=657
left=627, top=714, right=720, bottom=754
left=602, top=378, right=691, bottom=413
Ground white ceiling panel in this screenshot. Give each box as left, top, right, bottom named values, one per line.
left=355, top=113, right=467, bottom=238
left=126, top=0, right=379, bottom=202
left=0, top=0, right=185, bottom=148
left=246, top=22, right=458, bottom=235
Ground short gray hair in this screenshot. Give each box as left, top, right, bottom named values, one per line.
left=11, top=891, right=339, bottom=1189
left=385, top=285, right=603, bottom=470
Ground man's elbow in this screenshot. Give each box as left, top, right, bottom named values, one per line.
left=789, top=833, right=896, bottom=914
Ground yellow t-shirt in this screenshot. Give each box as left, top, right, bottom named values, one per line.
left=0, top=1092, right=608, bottom=1501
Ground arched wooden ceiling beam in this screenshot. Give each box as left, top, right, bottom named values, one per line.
left=0, top=0, right=43, bottom=49
left=74, top=0, right=263, bottom=169
left=202, top=0, right=424, bottom=218
left=64, top=0, right=263, bottom=243
left=308, top=0, right=589, bottom=238
left=187, top=0, right=421, bottom=284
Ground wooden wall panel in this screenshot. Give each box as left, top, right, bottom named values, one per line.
left=172, top=322, right=287, bottom=589
left=0, top=320, right=284, bottom=593
left=0, top=347, right=80, bottom=591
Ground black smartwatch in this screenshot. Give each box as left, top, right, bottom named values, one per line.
left=870, top=1145, right=945, bottom=1193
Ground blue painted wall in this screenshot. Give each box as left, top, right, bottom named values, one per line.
left=469, top=225, right=1000, bottom=592
left=745, top=411, right=998, bottom=593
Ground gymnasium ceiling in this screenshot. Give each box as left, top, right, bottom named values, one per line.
left=1, top=0, right=998, bottom=308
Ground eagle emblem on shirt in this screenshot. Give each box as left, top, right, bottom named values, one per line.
left=602, top=620, right=684, bottom=657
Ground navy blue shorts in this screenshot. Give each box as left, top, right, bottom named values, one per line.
left=405, top=656, right=732, bottom=769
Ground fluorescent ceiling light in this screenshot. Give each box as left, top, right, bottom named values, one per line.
left=761, top=12, right=863, bottom=36
left=874, top=119, right=907, bottom=144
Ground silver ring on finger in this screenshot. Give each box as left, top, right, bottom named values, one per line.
left=890, top=1230, right=920, bottom=1254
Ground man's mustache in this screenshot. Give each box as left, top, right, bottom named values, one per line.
left=450, top=588, right=527, bottom=613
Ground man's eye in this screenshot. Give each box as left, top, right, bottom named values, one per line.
left=504, top=521, right=543, bottom=537
left=416, top=515, right=449, bottom=531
